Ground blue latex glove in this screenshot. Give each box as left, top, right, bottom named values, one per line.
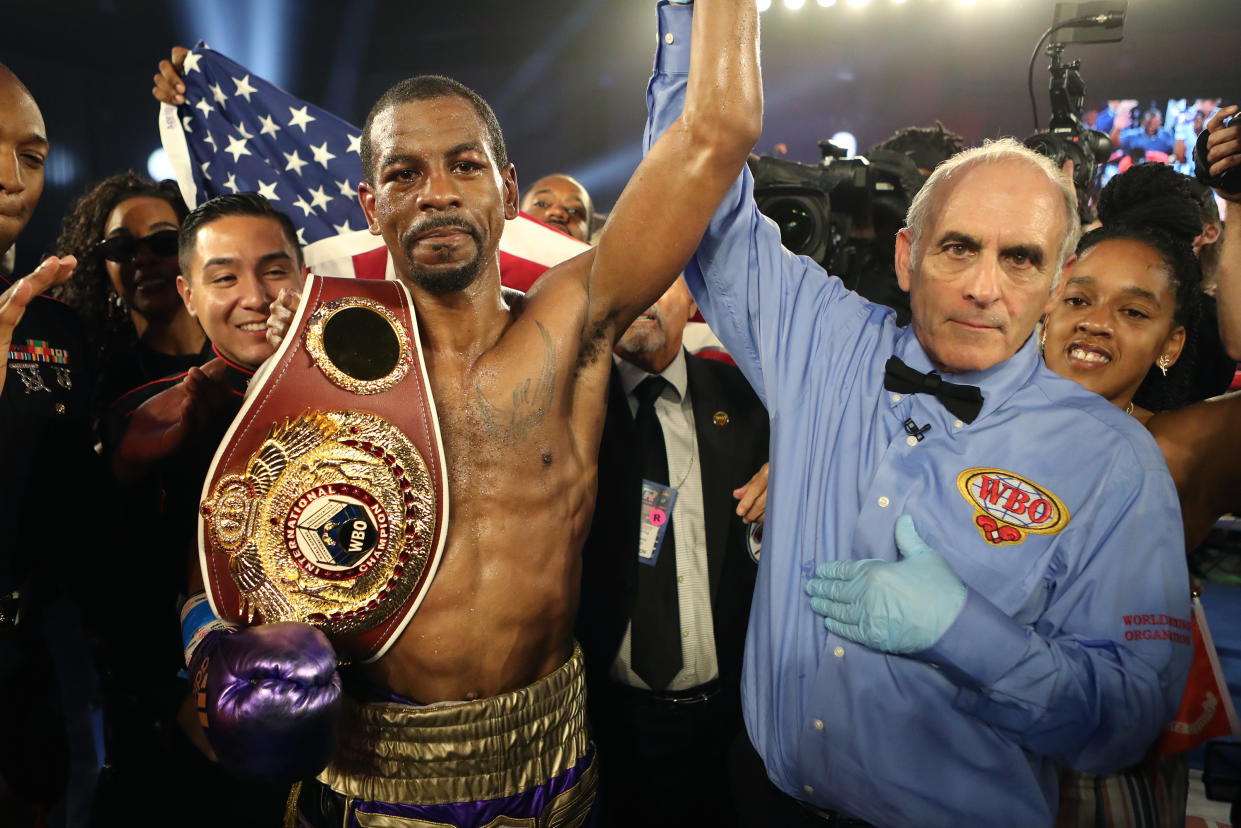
left=805, top=515, right=967, bottom=653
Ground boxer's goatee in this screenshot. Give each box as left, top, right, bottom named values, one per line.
left=401, top=214, right=484, bottom=295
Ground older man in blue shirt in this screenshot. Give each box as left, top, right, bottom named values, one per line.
left=646, top=3, right=1191, bottom=826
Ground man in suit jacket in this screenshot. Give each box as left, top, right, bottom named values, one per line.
left=577, top=277, right=769, bottom=828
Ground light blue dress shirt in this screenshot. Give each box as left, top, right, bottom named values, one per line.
left=644, top=4, right=1192, bottom=826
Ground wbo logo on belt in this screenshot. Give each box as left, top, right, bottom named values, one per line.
left=956, top=467, right=1070, bottom=546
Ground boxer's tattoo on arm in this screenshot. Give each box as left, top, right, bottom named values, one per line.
left=472, top=321, right=556, bottom=446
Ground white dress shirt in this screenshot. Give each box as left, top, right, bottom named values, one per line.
left=610, top=349, right=720, bottom=691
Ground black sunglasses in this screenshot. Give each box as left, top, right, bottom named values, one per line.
left=95, top=229, right=180, bottom=263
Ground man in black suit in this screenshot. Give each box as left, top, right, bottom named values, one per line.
left=577, top=277, right=769, bottom=828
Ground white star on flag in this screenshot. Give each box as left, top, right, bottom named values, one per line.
left=181, top=51, right=203, bottom=74
left=209, top=83, right=228, bottom=106
left=223, top=172, right=239, bottom=193
left=256, top=180, right=280, bottom=201
left=335, top=179, right=356, bottom=199
left=283, top=150, right=308, bottom=175
left=308, top=185, right=332, bottom=212
left=311, top=141, right=336, bottom=169
left=203, top=132, right=217, bottom=151
left=287, top=105, right=315, bottom=132
left=234, top=121, right=253, bottom=141
left=347, top=134, right=361, bottom=154
left=258, top=113, right=281, bottom=137
left=293, top=195, right=314, bottom=217
left=195, top=98, right=213, bottom=118
left=201, top=161, right=211, bottom=181
left=232, top=75, right=257, bottom=102
left=224, top=135, right=251, bottom=162
left=333, top=220, right=352, bottom=235
left=182, top=115, right=193, bottom=132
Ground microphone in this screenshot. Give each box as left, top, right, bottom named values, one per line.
left=903, top=419, right=931, bottom=442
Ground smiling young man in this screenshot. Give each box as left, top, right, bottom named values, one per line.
left=646, top=5, right=1190, bottom=827
left=173, top=2, right=761, bottom=826
left=108, top=193, right=304, bottom=451
left=99, top=193, right=306, bottom=825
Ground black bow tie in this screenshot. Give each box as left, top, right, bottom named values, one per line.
left=883, top=356, right=984, bottom=424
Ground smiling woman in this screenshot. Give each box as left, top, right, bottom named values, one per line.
left=1044, top=161, right=1241, bottom=828
left=55, top=170, right=208, bottom=434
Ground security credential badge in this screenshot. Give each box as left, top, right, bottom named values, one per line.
left=638, top=480, right=677, bottom=566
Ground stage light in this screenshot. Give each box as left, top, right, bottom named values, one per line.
left=829, top=131, right=858, bottom=158
left=758, top=0, right=772, bottom=11
left=786, top=0, right=806, bottom=9
left=43, top=148, right=79, bottom=189
left=173, top=0, right=299, bottom=89
left=147, top=148, right=175, bottom=182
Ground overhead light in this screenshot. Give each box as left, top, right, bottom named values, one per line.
left=147, top=147, right=174, bottom=182
left=817, top=0, right=837, bottom=5
left=757, top=0, right=772, bottom=11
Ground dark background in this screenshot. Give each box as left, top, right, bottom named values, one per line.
left=3, top=0, right=1238, bottom=275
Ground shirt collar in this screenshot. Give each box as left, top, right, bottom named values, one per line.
left=614, top=347, right=688, bottom=403
left=891, top=326, right=1040, bottom=424
left=211, top=342, right=256, bottom=396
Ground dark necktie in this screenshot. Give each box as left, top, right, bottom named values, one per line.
left=630, top=375, right=683, bottom=690
left=883, top=356, right=984, bottom=424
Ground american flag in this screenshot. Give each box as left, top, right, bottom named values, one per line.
left=158, top=42, right=588, bottom=287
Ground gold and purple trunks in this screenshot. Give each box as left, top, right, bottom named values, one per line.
left=293, top=644, right=596, bottom=828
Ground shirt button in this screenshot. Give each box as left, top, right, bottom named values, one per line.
left=664, top=32, right=675, bottom=44
left=833, top=646, right=845, bottom=658
left=890, top=393, right=901, bottom=403
left=813, top=719, right=824, bottom=731
left=804, top=784, right=815, bottom=795
left=682, top=631, right=689, bottom=639
left=877, top=496, right=890, bottom=508
left=677, top=575, right=684, bottom=584
left=954, top=419, right=964, bottom=428
left=906, top=435, right=918, bottom=447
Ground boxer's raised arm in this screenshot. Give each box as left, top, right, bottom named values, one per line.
left=586, top=0, right=761, bottom=340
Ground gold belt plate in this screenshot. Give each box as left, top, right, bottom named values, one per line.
left=201, top=409, right=436, bottom=637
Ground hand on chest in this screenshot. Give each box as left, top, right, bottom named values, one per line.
left=853, top=416, right=1083, bottom=618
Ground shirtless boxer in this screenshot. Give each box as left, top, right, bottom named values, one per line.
left=156, top=1, right=762, bottom=824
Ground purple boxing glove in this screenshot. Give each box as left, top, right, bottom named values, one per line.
left=190, top=622, right=342, bottom=785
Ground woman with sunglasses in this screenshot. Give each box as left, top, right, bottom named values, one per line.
left=1043, top=160, right=1241, bottom=827
left=55, top=170, right=208, bottom=433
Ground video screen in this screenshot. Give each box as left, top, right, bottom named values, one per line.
left=1086, top=98, right=1230, bottom=212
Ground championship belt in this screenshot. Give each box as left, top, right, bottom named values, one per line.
left=198, top=275, right=448, bottom=663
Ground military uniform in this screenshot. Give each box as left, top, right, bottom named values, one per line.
left=0, top=272, right=96, bottom=817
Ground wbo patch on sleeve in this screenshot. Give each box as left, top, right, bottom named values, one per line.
left=956, top=467, right=1070, bottom=546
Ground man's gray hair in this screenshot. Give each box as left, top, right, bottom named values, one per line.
left=904, top=137, right=1080, bottom=279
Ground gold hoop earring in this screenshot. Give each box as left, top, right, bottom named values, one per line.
left=1157, top=355, right=1170, bottom=376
